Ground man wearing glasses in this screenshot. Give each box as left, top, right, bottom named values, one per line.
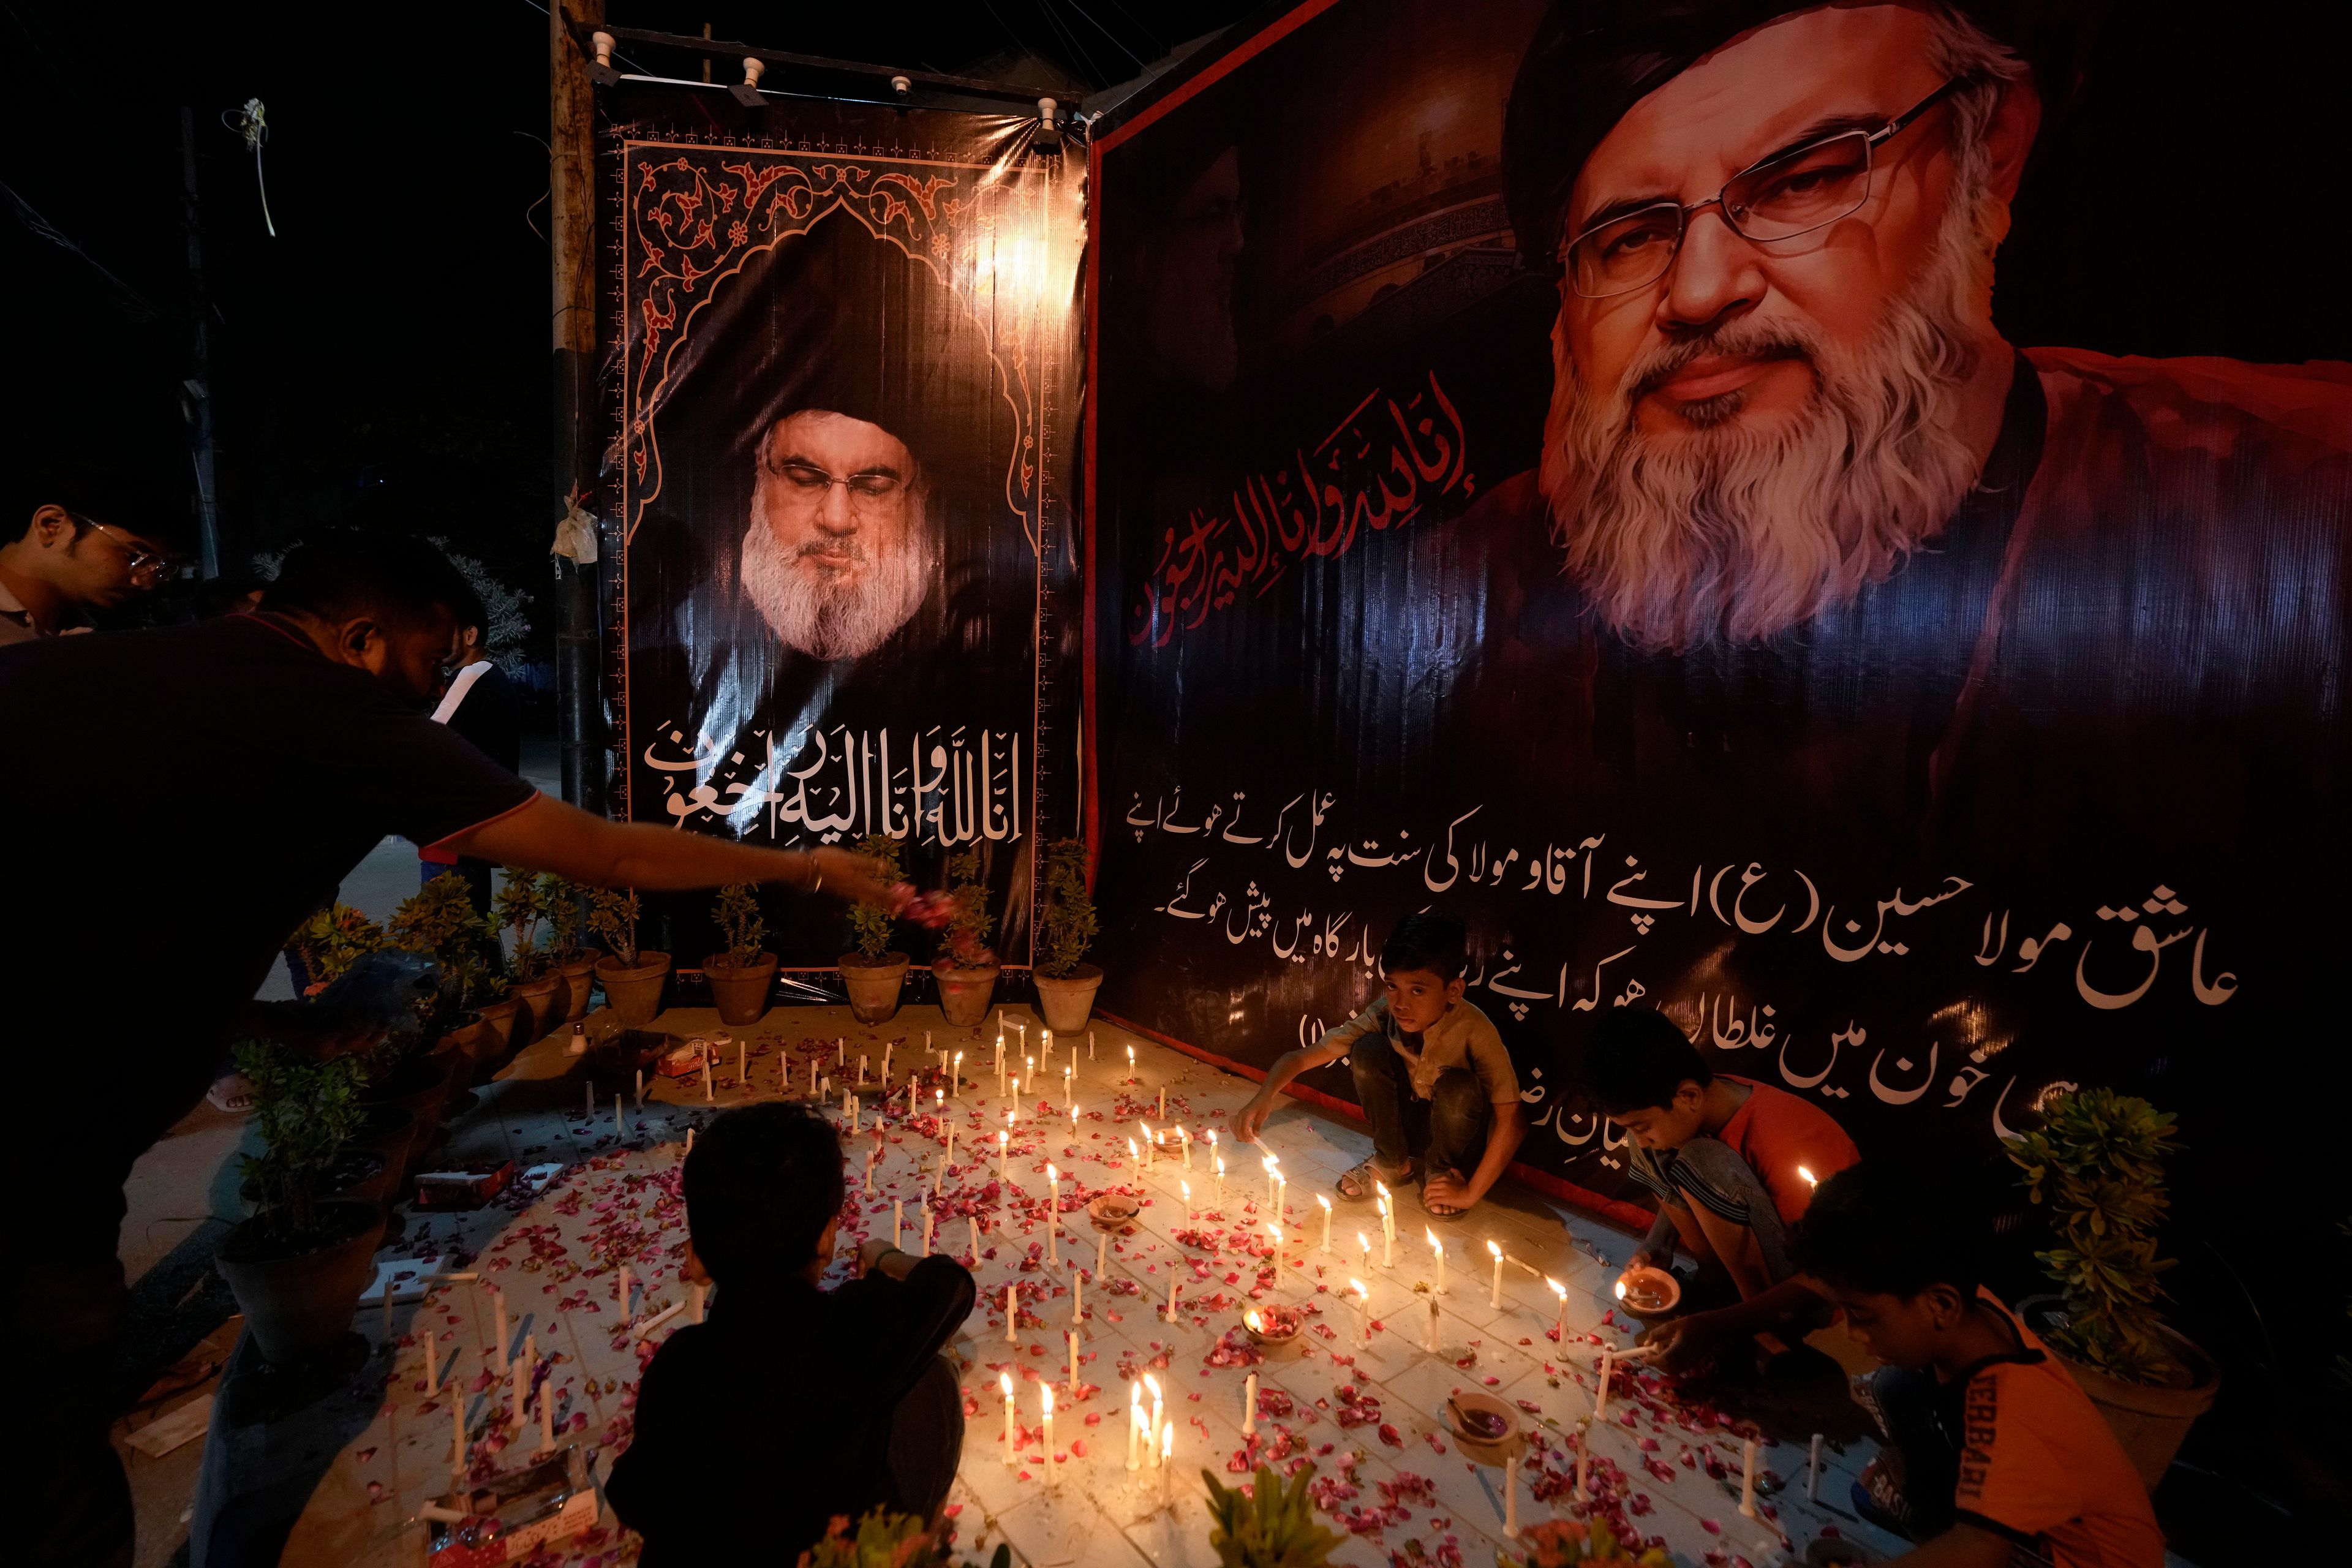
left=738, top=407, right=932, bottom=663
left=1491, top=0, right=2348, bottom=657
left=0, top=491, right=183, bottom=647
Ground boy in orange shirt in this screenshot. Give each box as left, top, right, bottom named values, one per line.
left=1585, top=1009, right=1858, bottom=1370
left=1791, top=1161, right=2165, bottom=1568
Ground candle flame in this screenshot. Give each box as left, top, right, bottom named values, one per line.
left=1161, top=1421, right=1173, bottom=1457
left=1130, top=1381, right=1144, bottom=1409
left=1374, top=1178, right=1390, bottom=1199
left=1358, top=1231, right=1371, bottom=1254
left=1316, top=1194, right=1332, bottom=1212
left=1614, top=1279, right=1628, bottom=1300
left=999, top=1130, right=1009, bottom=1146
left=1128, top=1137, right=1140, bottom=1159
left=1047, top=1164, right=1058, bottom=1183
left=1000, top=1372, right=1012, bottom=1396
left=1487, top=1240, right=1502, bottom=1259
left=1548, top=1276, right=1567, bottom=1298
left=1426, top=1226, right=1441, bottom=1249
left=1268, top=1222, right=1283, bottom=1244
left=1244, top=1308, right=1262, bottom=1332
left=1144, top=1373, right=1161, bottom=1398
left=1350, top=1278, right=1368, bottom=1300
left=1182, top=1180, right=1192, bottom=1202
left=1041, top=1384, right=1053, bottom=1415
left=1206, top=1129, right=1218, bottom=1147
left=1798, top=1164, right=1818, bottom=1187
left=1215, top=1155, right=1226, bottom=1175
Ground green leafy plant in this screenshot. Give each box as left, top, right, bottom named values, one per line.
left=390, top=873, right=497, bottom=1027
left=794, top=1509, right=1009, bottom=1568
left=1202, top=1463, right=1343, bottom=1568
left=290, top=903, right=385, bottom=996
left=846, top=834, right=905, bottom=961
left=713, top=881, right=767, bottom=967
left=1035, top=838, right=1097, bottom=979
left=1502, top=1518, right=1672, bottom=1568
left=541, top=875, right=587, bottom=963
left=937, top=848, right=995, bottom=969
left=2007, top=1087, right=2182, bottom=1384
left=492, top=870, right=551, bottom=981
left=587, top=886, right=643, bottom=968
left=236, top=1037, right=369, bottom=1246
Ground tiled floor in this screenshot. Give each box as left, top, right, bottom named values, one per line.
left=269, top=1001, right=1911, bottom=1567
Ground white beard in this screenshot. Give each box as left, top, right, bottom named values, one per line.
left=739, top=489, right=930, bottom=663
left=1540, top=162, right=2001, bottom=652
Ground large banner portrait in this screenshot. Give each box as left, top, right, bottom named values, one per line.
left=1088, top=0, right=2349, bottom=1276
left=609, top=100, right=1083, bottom=963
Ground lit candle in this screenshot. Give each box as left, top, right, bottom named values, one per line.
left=1127, top=1381, right=1144, bottom=1469
left=1139, top=1121, right=1153, bottom=1167
left=1045, top=1165, right=1060, bottom=1267
left=1267, top=1221, right=1284, bottom=1275
left=953, top=1051, right=963, bottom=1096
left=1213, top=1153, right=1225, bottom=1205
left=883, top=1042, right=892, bottom=1083
left=1427, top=1227, right=1445, bottom=1294
left=1179, top=1126, right=1191, bottom=1169
left=1488, top=1240, right=1505, bottom=1308
left=1276, top=1173, right=1287, bottom=1215
left=1740, top=1436, right=1759, bottom=1518
left=1017, top=1020, right=1028, bottom=1050
left=1358, top=1232, right=1372, bottom=1276
left=1146, top=1374, right=1164, bottom=1466
left=1042, top=1027, right=1053, bottom=1063
left=1068, top=1329, right=1080, bottom=1392
left=1798, top=1164, right=1818, bottom=1190
left=1001, top=1372, right=1016, bottom=1464
left=1041, top=1382, right=1057, bottom=1483
left=1069, top=1099, right=1079, bottom=1137
left=1166, top=1270, right=1181, bottom=1322
left=1809, top=1432, right=1824, bottom=1499
left=999, top=1129, right=1009, bottom=1182
left=1425, top=1294, right=1439, bottom=1353
left=1262, top=1155, right=1279, bottom=1208
left=1182, top=1179, right=1194, bottom=1226
left=1009, top=1080, right=1020, bottom=1122
left=1126, top=1044, right=1135, bottom=1083
left=1548, top=1276, right=1567, bottom=1340
left=1317, top=1193, right=1333, bottom=1251
left=1351, top=1278, right=1371, bottom=1345
left=1160, top=1420, right=1174, bottom=1501
left=1005, top=1282, right=1018, bottom=1343
left=1376, top=1181, right=1396, bottom=1262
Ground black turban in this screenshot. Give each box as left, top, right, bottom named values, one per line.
left=1502, top=0, right=2100, bottom=270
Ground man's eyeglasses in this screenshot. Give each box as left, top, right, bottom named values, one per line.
left=76, top=516, right=187, bottom=585
left=1558, top=77, right=1968, bottom=300
left=764, top=458, right=908, bottom=512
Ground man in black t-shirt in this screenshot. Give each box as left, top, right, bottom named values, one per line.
left=606, top=1102, right=975, bottom=1564
left=0, top=533, right=902, bottom=1568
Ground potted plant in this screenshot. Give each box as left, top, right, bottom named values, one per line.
left=704, top=881, right=777, bottom=1025
left=1503, top=1520, right=1673, bottom=1568
left=931, top=848, right=1000, bottom=1027
left=494, top=870, right=564, bottom=1042
left=1201, top=1463, right=1344, bottom=1568
left=214, top=1038, right=386, bottom=1365
left=396, top=872, right=520, bottom=1063
left=590, top=886, right=671, bottom=1027
left=289, top=903, right=386, bottom=998
left=840, top=834, right=911, bottom=1023
left=543, top=874, right=601, bottom=1022
left=1031, top=837, right=1102, bottom=1031
left=2007, top=1087, right=2220, bottom=1485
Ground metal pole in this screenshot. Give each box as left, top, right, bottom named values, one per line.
left=179, top=106, right=221, bottom=580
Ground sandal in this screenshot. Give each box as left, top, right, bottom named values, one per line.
left=1335, top=1158, right=1413, bottom=1202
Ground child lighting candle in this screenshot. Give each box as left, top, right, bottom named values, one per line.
left=1000, top=1372, right=1016, bottom=1463
left=1317, top=1193, right=1333, bottom=1251
left=1243, top=1371, right=1257, bottom=1435
left=1488, top=1239, right=1505, bottom=1308
left=1427, top=1227, right=1446, bottom=1294
left=1740, top=1436, right=1760, bottom=1518
left=1041, top=1383, right=1057, bottom=1483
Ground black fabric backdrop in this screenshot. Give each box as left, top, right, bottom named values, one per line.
left=1084, top=0, right=2350, bottom=1345
left=600, top=92, right=1084, bottom=967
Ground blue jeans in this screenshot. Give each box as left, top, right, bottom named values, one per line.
left=1349, top=1047, right=1490, bottom=1180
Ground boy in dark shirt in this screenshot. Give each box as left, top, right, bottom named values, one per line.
left=1790, top=1163, right=2164, bottom=1568
left=607, top=1102, right=975, bottom=1564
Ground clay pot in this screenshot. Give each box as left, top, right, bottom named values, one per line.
left=243, top=1150, right=394, bottom=1215
left=840, top=951, right=910, bottom=1024
left=932, top=960, right=999, bottom=1027
left=215, top=1200, right=385, bottom=1366
left=350, top=1106, right=420, bottom=1190
left=475, top=998, right=523, bottom=1058
left=509, top=973, right=564, bottom=1043
left=1033, top=962, right=1104, bottom=1032
left=704, top=952, right=778, bottom=1026
left=2024, top=1298, right=2219, bottom=1488
left=360, top=1060, right=453, bottom=1179
left=559, top=951, right=601, bottom=1021
left=595, top=951, right=672, bottom=1028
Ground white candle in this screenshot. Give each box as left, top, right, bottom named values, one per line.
left=451, top=1390, right=467, bottom=1476
left=636, top=1067, right=644, bottom=1104
left=1425, top=1295, right=1439, bottom=1353
left=1740, top=1436, right=1759, bottom=1518
left=1045, top=1165, right=1060, bottom=1267
left=1548, top=1276, right=1567, bottom=1340
left=810, top=1058, right=818, bottom=1095
left=1041, top=1383, right=1056, bottom=1483
left=953, top=1052, right=963, bottom=1097
left=1809, top=1432, right=1824, bottom=1499
left=1427, top=1227, right=1445, bottom=1294
left=892, top=1199, right=902, bottom=1250
left=1139, top=1121, right=1153, bottom=1167
left=1242, top=1371, right=1259, bottom=1435
left=1096, top=1231, right=1108, bottom=1282
left=1575, top=1421, right=1592, bottom=1499
left=968, top=1217, right=980, bottom=1264
left=1317, top=1193, right=1333, bottom=1251
left=883, top=1042, right=892, bottom=1083
left=1126, top=1381, right=1143, bottom=1469
left=1088, top=1028, right=1095, bottom=1060
left=1377, top=1182, right=1395, bottom=1259
left=859, top=1053, right=867, bottom=1086
left=617, top=1263, right=631, bottom=1317
left=1166, top=1270, right=1181, bottom=1322
left=1158, top=1087, right=1166, bottom=1120
left=1145, top=1374, right=1163, bottom=1468
left=1181, top=1179, right=1194, bottom=1226
left=921, top=1205, right=935, bottom=1255
left=945, top=1119, right=954, bottom=1164
left=540, top=1379, right=557, bottom=1453
left=837, top=1036, right=844, bottom=1066
left=1017, top=1020, right=1027, bottom=1050
left=1267, top=1221, right=1284, bottom=1275
left=1504, top=1452, right=1521, bottom=1537
left=1126, top=1044, right=1135, bottom=1083
left=1070, top=1099, right=1079, bottom=1138
left=1594, top=1348, right=1615, bottom=1427
left=1358, top=1232, right=1372, bottom=1276
left=998, top=1129, right=1009, bottom=1182
left=1068, top=1329, right=1080, bottom=1392
left=737, top=1039, right=745, bottom=1087
left=703, top=1050, right=712, bottom=1101
left=1005, top=1281, right=1019, bottom=1343
left=1213, top=1154, right=1225, bottom=1205
left=1000, top=1372, right=1016, bottom=1464
left=864, top=1147, right=876, bottom=1193
left=1072, top=1265, right=1084, bottom=1324
left=1488, top=1240, right=1505, bottom=1308
left=1159, top=1419, right=1174, bottom=1501
left=1352, top=1278, right=1371, bottom=1345
left=1262, top=1155, right=1279, bottom=1208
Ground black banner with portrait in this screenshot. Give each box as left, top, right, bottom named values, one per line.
left=605, top=94, right=1083, bottom=965
left=1087, top=0, right=2349, bottom=1311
